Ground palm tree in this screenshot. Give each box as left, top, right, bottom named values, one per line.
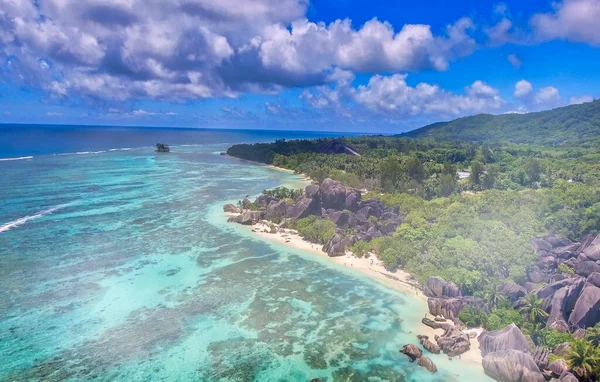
left=518, top=294, right=549, bottom=325
left=484, top=286, right=503, bottom=310
left=586, top=323, right=600, bottom=347
left=567, top=339, right=600, bottom=380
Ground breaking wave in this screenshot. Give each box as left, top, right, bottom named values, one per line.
left=0, top=204, right=68, bottom=233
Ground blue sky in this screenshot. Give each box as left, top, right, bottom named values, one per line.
left=0, top=0, right=598, bottom=132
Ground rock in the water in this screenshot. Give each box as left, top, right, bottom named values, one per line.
left=587, top=272, right=600, bottom=288
left=547, top=359, right=568, bottom=377
left=500, top=282, right=527, bottom=306
left=478, top=323, right=530, bottom=356
left=417, top=356, right=437, bottom=373
left=424, top=276, right=461, bottom=298
left=568, top=283, right=600, bottom=329
left=400, top=344, right=422, bottom=362
left=223, top=204, right=240, bottom=214
left=417, top=335, right=441, bottom=354
left=421, top=317, right=451, bottom=331
left=427, top=296, right=489, bottom=321
left=286, top=196, right=321, bottom=219
left=575, top=261, right=600, bottom=277
left=436, top=326, right=471, bottom=357
left=482, top=350, right=546, bottom=382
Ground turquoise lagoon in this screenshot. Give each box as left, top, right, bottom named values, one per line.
left=0, top=133, right=492, bottom=381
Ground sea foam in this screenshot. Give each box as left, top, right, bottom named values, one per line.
left=0, top=156, right=33, bottom=161
left=0, top=205, right=67, bottom=233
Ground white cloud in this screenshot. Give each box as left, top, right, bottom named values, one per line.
left=534, top=86, right=561, bottom=105
left=348, top=75, right=504, bottom=116
left=507, top=54, right=521, bottom=68
left=514, top=80, right=533, bottom=97
left=45, top=111, right=63, bottom=117
left=0, top=0, right=478, bottom=103
left=569, top=95, right=594, bottom=105
left=531, top=0, right=600, bottom=45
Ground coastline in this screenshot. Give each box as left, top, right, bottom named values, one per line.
left=225, top=214, right=485, bottom=368
left=225, top=164, right=485, bottom=370
left=224, top=154, right=313, bottom=185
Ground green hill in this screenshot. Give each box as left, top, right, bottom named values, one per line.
left=401, top=99, right=600, bottom=147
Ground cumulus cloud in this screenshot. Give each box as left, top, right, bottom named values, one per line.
left=514, top=80, right=533, bottom=97
left=569, top=95, right=594, bottom=105
left=305, top=74, right=505, bottom=118
left=0, top=0, right=477, bottom=103
left=534, top=86, right=561, bottom=105
left=531, top=0, right=600, bottom=45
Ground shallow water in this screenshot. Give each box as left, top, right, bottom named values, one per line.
left=0, top=136, right=491, bottom=381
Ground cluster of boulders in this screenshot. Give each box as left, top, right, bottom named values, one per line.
left=479, top=324, right=579, bottom=382
left=225, top=178, right=404, bottom=256
left=400, top=344, right=438, bottom=373
left=422, top=276, right=584, bottom=382
left=527, top=235, right=600, bottom=333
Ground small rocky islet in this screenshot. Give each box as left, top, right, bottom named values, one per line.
left=226, top=177, right=600, bottom=382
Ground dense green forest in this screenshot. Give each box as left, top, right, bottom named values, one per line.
left=402, top=99, right=600, bottom=147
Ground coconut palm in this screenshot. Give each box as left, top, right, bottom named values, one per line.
left=518, top=294, right=549, bottom=325
left=586, top=323, right=600, bottom=347
left=484, top=286, right=503, bottom=310
left=567, top=339, right=600, bottom=380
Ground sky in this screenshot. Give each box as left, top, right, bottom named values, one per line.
left=0, top=0, right=599, bottom=133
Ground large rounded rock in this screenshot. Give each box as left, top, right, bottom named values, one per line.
left=567, top=283, right=600, bottom=329
left=559, top=372, right=578, bottom=382
left=587, top=272, right=600, bottom=288
left=319, top=178, right=347, bottom=210
left=305, top=184, right=320, bottom=199
left=417, top=356, right=437, bottom=373
left=417, top=335, right=441, bottom=354
left=223, top=204, right=240, bottom=214
left=546, top=278, right=586, bottom=332
left=265, top=200, right=288, bottom=222
left=344, top=189, right=361, bottom=212
left=400, top=344, right=422, bottom=362
left=229, top=210, right=264, bottom=225
left=575, top=261, right=600, bottom=277
left=286, top=196, right=321, bottom=219
left=482, top=350, right=546, bottom=382
left=552, top=342, right=572, bottom=357
left=424, top=276, right=461, bottom=298
left=322, top=232, right=348, bottom=257
left=478, top=323, right=530, bottom=356
left=500, top=282, right=527, bottom=306
left=581, top=233, right=600, bottom=261
left=547, top=359, right=568, bottom=377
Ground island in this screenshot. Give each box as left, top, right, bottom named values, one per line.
left=224, top=100, right=600, bottom=382
left=155, top=143, right=170, bottom=152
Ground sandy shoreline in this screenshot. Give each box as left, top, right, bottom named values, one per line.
left=227, top=216, right=484, bottom=367
left=227, top=163, right=485, bottom=368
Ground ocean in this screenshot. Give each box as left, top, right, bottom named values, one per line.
left=0, top=126, right=491, bottom=381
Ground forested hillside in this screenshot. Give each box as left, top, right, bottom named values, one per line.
left=401, top=99, right=600, bottom=147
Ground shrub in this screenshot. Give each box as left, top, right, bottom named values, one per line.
left=350, top=241, right=371, bottom=258
left=458, top=306, right=489, bottom=328
left=295, top=216, right=336, bottom=245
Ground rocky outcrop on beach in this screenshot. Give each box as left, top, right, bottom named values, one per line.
left=423, top=276, right=461, bottom=298
left=482, top=350, right=545, bottom=382
left=223, top=204, right=240, bottom=214
left=417, top=356, right=437, bottom=373
left=227, top=178, right=404, bottom=257
left=427, top=296, right=490, bottom=321
left=478, top=324, right=530, bottom=356
left=435, top=325, right=471, bottom=357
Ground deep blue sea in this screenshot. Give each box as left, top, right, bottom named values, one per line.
left=0, top=126, right=490, bottom=381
